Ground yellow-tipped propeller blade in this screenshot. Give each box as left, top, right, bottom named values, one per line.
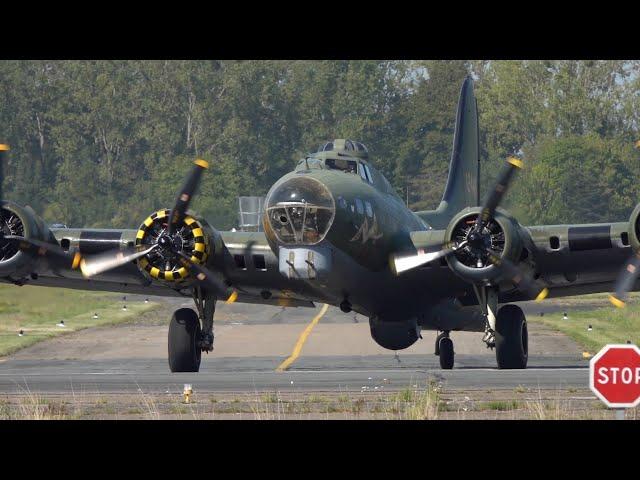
left=226, top=290, right=238, bottom=304
left=609, top=295, right=626, bottom=309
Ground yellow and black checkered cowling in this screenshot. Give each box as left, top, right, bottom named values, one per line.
left=135, top=209, right=209, bottom=283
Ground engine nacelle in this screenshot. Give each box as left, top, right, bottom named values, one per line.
left=369, top=315, right=420, bottom=350
left=628, top=203, right=640, bottom=252
left=134, top=208, right=215, bottom=285
left=444, top=206, right=523, bottom=285
left=0, top=201, right=52, bottom=279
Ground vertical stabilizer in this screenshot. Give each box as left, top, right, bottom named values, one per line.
left=441, top=76, right=480, bottom=209
left=417, top=77, right=480, bottom=228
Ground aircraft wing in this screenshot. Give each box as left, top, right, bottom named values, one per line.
left=403, top=139, right=640, bottom=307
left=0, top=156, right=317, bottom=307
left=502, top=221, right=632, bottom=302
left=406, top=220, right=634, bottom=304
left=1, top=226, right=315, bottom=308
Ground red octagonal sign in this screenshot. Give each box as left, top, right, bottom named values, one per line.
left=589, top=344, right=640, bottom=408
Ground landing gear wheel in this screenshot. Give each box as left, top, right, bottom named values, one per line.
left=438, top=337, right=454, bottom=370
left=168, top=308, right=202, bottom=372
left=495, top=304, right=528, bottom=369
left=434, top=331, right=446, bottom=355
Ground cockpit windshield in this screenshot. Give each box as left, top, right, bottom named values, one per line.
left=265, top=177, right=335, bottom=245
left=325, top=158, right=358, bottom=174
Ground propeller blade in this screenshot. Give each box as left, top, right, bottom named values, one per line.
left=80, top=244, right=157, bottom=278
left=390, top=240, right=468, bottom=275
left=475, top=156, right=523, bottom=231
left=4, top=235, right=82, bottom=270
left=175, top=251, right=237, bottom=303
left=0, top=143, right=9, bottom=200
left=609, top=252, right=640, bottom=308
left=168, top=159, right=209, bottom=235
left=487, top=251, right=548, bottom=302
left=390, top=244, right=454, bottom=275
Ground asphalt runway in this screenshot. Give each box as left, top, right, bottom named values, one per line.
left=0, top=357, right=588, bottom=395
left=0, top=297, right=595, bottom=395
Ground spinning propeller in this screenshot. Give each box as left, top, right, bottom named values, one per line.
left=79, top=159, right=237, bottom=303
left=608, top=143, right=640, bottom=308
left=0, top=145, right=82, bottom=270
left=609, top=252, right=640, bottom=308
left=391, top=157, right=548, bottom=301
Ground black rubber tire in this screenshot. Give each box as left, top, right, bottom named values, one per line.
left=438, top=337, right=454, bottom=369
left=434, top=332, right=446, bottom=356
left=495, top=304, right=528, bottom=369
left=168, top=308, right=202, bottom=373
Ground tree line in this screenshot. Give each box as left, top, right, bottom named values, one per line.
left=1, top=60, right=638, bottom=230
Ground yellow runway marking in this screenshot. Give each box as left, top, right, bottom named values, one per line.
left=276, top=303, right=329, bottom=372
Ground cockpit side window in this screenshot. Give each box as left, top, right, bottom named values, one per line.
left=359, top=163, right=368, bottom=182
left=296, top=157, right=323, bottom=171
left=363, top=164, right=373, bottom=184
left=325, top=158, right=358, bottom=174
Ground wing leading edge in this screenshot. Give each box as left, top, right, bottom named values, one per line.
left=4, top=227, right=315, bottom=308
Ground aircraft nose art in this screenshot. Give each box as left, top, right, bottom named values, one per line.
left=265, top=176, right=335, bottom=246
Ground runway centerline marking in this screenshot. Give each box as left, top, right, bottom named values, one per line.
left=276, top=303, right=329, bottom=372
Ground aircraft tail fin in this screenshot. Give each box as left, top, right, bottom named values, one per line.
left=417, top=76, right=480, bottom=228
left=441, top=76, right=480, bottom=212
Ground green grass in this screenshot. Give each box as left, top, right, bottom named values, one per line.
left=0, top=284, right=159, bottom=357
left=169, top=404, right=189, bottom=415
left=530, top=294, right=640, bottom=353
left=479, top=400, right=520, bottom=411
left=395, top=388, right=415, bottom=403
left=306, top=395, right=328, bottom=404
left=261, top=393, right=279, bottom=403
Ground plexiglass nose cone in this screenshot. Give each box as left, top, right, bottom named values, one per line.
left=265, top=177, right=335, bottom=245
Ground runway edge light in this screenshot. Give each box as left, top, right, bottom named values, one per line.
left=183, top=384, right=193, bottom=403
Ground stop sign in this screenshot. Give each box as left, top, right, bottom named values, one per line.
left=589, top=344, right=640, bottom=408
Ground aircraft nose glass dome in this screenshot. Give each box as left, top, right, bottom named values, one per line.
left=266, top=177, right=335, bottom=245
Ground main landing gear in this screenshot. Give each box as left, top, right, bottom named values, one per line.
left=168, top=308, right=202, bottom=372
left=495, top=304, right=528, bottom=369
left=434, top=300, right=528, bottom=370
left=168, top=287, right=216, bottom=372
left=475, top=285, right=528, bottom=369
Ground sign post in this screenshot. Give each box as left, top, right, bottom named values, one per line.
left=589, top=344, right=640, bottom=418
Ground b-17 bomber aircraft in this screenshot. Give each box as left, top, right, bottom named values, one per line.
left=1, top=77, right=639, bottom=372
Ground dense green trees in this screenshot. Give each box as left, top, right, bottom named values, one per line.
left=1, top=60, right=638, bottom=229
